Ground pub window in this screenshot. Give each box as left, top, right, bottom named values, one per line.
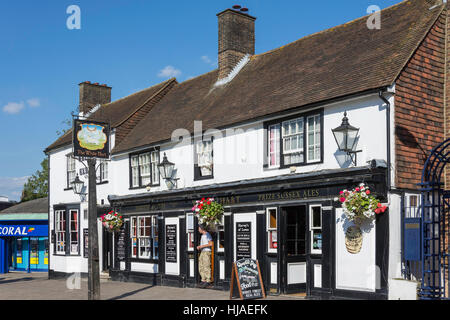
left=186, top=213, right=195, bottom=252
left=66, top=154, right=76, bottom=189
left=130, top=215, right=159, bottom=260
left=130, top=149, right=160, bottom=188
left=266, top=208, right=277, bottom=253
left=97, top=160, right=108, bottom=183
left=217, top=215, right=225, bottom=253
left=69, top=210, right=79, bottom=255
left=310, top=205, right=322, bottom=255
left=194, top=138, right=213, bottom=180
left=265, top=112, right=322, bottom=168
left=55, top=210, right=66, bottom=254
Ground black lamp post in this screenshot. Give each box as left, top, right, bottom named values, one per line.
left=158, top=153, right=178, bottom=188
left=332, top=111, right=362, bottom=166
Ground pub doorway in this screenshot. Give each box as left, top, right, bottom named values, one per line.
left=280, top=205, right=308, bottom=294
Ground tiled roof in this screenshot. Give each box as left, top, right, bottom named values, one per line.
left=44, top=79, right=176, bottom=153
left=113, top=0, right=444, bottom=154
left=0, top=197, right=48, bottom=215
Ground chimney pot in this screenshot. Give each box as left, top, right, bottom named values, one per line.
left=240, top=7, right=249, bottom=13
left=232, top=5, right=241, bottom=10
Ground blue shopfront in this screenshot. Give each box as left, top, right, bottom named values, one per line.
left=0, top=223, right=49, bottom=273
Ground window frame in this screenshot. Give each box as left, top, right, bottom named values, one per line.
left=97, top=160, right=109, bottom=185
left=186, top=213, right=195, bottom=252
left=129, top=148, right=161, bottom=189
left=54, top=210, right=66, bottom=255
left=53, top=207, right=80, bottom=256
left=194, top=137, right=214, bottom=181
left=129, top=214, right=159, bottom=262
left=266, top=207, right=278, bottom=253
left=216, top=215, right=225, bottom=253
left=309, top=205, right=322, bottom=255
left=264, top=109, right=324, bottom=169
left=66, top=154, right=76, bottom=190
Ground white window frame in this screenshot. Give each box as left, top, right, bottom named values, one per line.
left=266, top=207, right=278, bottom=253
left=66, top=154, right=76, bottom=188
left=217, top=215, right=225, bottom=253
left=138, top=216, right=151, bottom=260
left=309, top=205, right=322, bottom=255
left=186, top=213, right=195, bottom=252
left=130, top=215, right=159, bottom=260
left=98, top=160, right=108, bottom=183
left=282, top=117, right=304, bottom=165
left=130, top=217, right=138, bottom=258
left=267, top=124, right=280, bottom=168
left=150, top=151, right=160, bottom=185
left=139, top=153, right=151, bottom=187
left=131, top=155, right=140, bottom=188
left=69, top=209, right=79, bottom=255
left=55, top=210, right=66, bottom=254
left=306, top=114, right=321, bottom=163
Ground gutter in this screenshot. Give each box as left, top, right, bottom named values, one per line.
left=379, top=89, right=392, bottom=191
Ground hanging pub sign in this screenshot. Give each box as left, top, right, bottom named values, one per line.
left=230, top=258, right=266, bottom=300
left=73, top=119, right=110, bottom=159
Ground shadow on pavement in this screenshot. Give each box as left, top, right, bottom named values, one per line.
left=107, top=285, right=155, bottom=300
left=0, top=277, right=34, bottom=285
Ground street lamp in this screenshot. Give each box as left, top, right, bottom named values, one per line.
left=71, top=175, right=85, bottom=195
left=158, top=153, right=178, bottom=188
left=332, top=111, right=362, bottom=166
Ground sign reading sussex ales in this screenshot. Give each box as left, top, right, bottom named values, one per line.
left=73, top=119, right=110, bottom=159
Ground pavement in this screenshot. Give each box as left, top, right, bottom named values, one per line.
left=0, top=272, right=305, bottom=300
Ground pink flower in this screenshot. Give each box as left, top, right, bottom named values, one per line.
left=340, top=197, right=346, bottom=203
left=355, top=188, right=360, bottom=192
left=339, top=191, right=344, bottom=195
left=366, top=190, right=371, bottom=195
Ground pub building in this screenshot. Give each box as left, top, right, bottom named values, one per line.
left=45, top=0, right=448, bottom=300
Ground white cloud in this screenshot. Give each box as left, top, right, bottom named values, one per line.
left=27, top=98, right=40, bottom=108
left=0, top=176, right=30, bottom=201
left=158, top=65, right=181, bottom=78
left=2, top=101, right=25, bottom=114
left=201, top=55, right=217, bottom=67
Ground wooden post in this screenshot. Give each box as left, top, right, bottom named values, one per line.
left=88, top=158, right=100, bottom=300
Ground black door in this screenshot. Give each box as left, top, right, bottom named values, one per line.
left=281, top=205, right=308, bottom=294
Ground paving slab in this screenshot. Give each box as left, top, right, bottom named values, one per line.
left=0, top=272, right=304, bottom=300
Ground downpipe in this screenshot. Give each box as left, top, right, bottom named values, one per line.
left=379, top=89, right=392, bottom=191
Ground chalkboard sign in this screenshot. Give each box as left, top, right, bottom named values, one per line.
left=165, top=224, right=177, bottom=263
left=230, top=258, right=266, bottom=300
left=236, top=222, right=252, bottom=260
left=116, top=227, right=126, bottom=261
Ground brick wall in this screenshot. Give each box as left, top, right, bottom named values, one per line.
left=114, top=79, right=177, bottom=146
left=217, top=9, right=255, bottom=80
left=79, top=82, right=112, bottom=115
left=394, top=11, right=446, bottom=190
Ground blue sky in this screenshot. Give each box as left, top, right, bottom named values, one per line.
left=0, top=0, right=401, bottom=201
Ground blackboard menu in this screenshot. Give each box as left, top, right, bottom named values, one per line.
left=230, top=258, right=265, bottom=300
left=116, top=227, right=126, bottom=261
left=236, top=222, right=252, bottom=260
left=165, top=224, right=177, bottom=263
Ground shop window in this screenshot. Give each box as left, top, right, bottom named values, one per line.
left=130, top=149, right=160, bottom=188
left=66, top=154, right=76, bottom=189
left=265, top=111, right=322, bottom=168
left=286, top=207, right=306, bottom=255
left=267, top=208, right=278, bottom=253
left=217, top=215, right=225, bottom=253
left=130, top=215, right=159, bottom=260
left=186, top=213, right=195, bottom=252
left=310, top=205, right=322, bottom=254
left=55, top=210, right=66, bottom=254
left=194, top=138, right=214, bottom=180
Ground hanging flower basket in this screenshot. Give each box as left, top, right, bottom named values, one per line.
left=336, top=183, right=388, bottom=226
left=101, top=210, right=124, bottom=233
left=192, top=197, right=224, bottom=231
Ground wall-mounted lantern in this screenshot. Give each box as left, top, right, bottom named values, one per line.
left=332, top=111, right=362, bottom=166
left=158, top=153, right=179, bottom=189
left=71, top=174, right=86, bottom=195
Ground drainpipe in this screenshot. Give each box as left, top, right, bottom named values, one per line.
left=379, top=89, right=392, bottom=191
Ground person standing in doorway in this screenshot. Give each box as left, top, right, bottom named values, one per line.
left=197, top=224, right=213, bottom=288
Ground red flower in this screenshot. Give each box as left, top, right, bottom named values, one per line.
left=375, top=208, right=381, bottom=215
left=340, top=191, right=344, bottom=195
left=377, top=203, right=382, bottom=208
left=119, top=216, right=123, bottom=219
left=355, top=188, right=360, bottom=192
left=366, top=190, right=371, bottom=195
left=202, top=198, right=205, bottom=201
left=340, top=197, right=346, bottom=203
left=207, top=201, right=211, bottom=205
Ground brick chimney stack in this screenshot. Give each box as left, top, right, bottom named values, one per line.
left=217, top=7, right=256, bottom=80
left=78, top=81, right=112, bottom=115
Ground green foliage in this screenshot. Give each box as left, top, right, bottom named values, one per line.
left=21, top=158, right=48, bottom=202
